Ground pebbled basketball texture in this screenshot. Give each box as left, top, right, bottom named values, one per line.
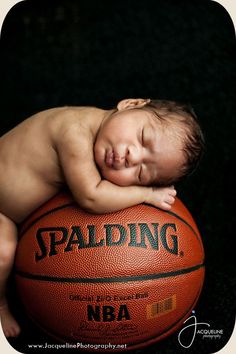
left=15, top=192, right=205, bottom=351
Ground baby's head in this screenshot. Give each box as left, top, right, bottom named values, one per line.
left=94, top=98, right=204, bottom=187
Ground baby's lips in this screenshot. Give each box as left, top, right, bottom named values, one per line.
left=105, top=151, right=114, bottom=167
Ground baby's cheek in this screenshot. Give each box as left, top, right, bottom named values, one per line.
left=103, top=169, right=134, bottom=186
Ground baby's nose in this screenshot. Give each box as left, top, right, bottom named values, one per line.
left=127, top=146, right=142, bottom=166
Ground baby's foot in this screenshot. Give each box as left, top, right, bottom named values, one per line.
left=0, top=303, right=21, bottom=337
left=147, top=185, right=177, bottom=210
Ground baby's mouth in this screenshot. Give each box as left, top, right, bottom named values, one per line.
left=105, top=150, right=125, bottom=169
left=105, top=150, right=114, bottom=168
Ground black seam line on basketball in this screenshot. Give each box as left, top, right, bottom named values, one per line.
left=164, top=209, right=201, bottom=243
left=15, top=263, right=204, bottom=283
left=19, top=203, right=77, bottom=236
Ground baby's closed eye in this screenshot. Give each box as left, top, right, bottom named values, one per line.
left=138, top=165, right=153, bottom=186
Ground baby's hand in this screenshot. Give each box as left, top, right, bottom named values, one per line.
left=145, top=185, right=177, bottom=210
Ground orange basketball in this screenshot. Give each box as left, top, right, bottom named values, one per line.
left=15, top=192, right=205, bottom=351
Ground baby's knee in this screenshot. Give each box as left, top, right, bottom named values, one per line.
left=0, top=246, right=17, bottom=270
left=0, top=212, right=17, bottom=236
left=0, top=213, right=18, bottom=267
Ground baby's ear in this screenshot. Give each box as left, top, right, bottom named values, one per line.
left=117, top=98, right=151, bottom=111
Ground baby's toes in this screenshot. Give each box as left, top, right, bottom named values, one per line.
left=7, top=327, right=15, bottom=337
left=13, top=324, right=21, bottom=337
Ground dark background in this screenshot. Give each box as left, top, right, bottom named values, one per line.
left=0, top=0, right=235, bottom=353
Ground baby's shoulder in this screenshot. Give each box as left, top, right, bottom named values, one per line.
left=51, top=106, right=96, bottom=147
left=52, top=106, right=96, bottom=126
left=54, top=106, right=102, bottom=133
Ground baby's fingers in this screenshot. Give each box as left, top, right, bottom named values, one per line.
left=169, top=185, right=177, bottom=196
left=159, top=201, right=172, bottom=210
left=166, top=195, right=176, bottom=205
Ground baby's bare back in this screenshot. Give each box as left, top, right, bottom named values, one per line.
left=0, top=107, right=85, bottom=223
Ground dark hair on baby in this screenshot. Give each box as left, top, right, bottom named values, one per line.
left=143, top=99, right=205, bottom=185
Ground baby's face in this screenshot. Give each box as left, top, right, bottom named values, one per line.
left=94, top=108, right=184, bottom=186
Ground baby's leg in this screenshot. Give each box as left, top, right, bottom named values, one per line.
left=0, top=213, right=20, bottom=337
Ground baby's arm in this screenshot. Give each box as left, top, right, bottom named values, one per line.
left=57, top=128, right=176, bottom=213
left=69, top=178, right=175, bottom=213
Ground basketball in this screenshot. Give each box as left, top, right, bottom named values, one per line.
left=15, top=192, right=205, bottom=351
